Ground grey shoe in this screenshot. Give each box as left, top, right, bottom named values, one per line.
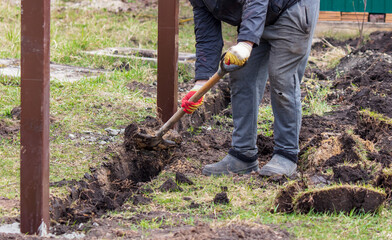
left=258, top=154, right=297, bottom=177
left=202, top=153, right=259, bottom=176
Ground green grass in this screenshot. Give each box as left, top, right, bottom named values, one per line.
left=110, top=172, right=392, bottom=239
left=0, top=1, right=391, bottom=239
left=302, top=78, right=333, bottom=116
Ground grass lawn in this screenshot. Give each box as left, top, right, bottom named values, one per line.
left=0, top=1, right=391, bottom=239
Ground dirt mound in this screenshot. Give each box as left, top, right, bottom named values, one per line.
left=294, top=185, right=386, bottom=214
left=330, top=50, right=392, bottom=118
left=175, top=172, right=194, bottom=185
left=213, top=192, right=229, bottom=204
left=356, top=110, right=392, bottom=157
left=0, top=119, right=19, bottom=139
left=358, top=31, right=392, bottom=55
left=159, top=178, right=183, bottom=192
left=333, top=165, right=369, bottom=184
left=164, top=223, right=292, bottom=240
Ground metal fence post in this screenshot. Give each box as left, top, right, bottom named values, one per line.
left=157, top=0, right=179, bottom=123
left=20, top=0, right=50, bottom=234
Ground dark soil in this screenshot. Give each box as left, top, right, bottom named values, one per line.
left=213, top=192, right=229, bottom=204
left=175, top=172, right=194, bottom=185
left=324, top=133, right=361, bottom=167
left=333, top=165, right=369, bottom=184
left=159, top=178, right=183, bottom=192
left=132, top=195, right=152, bottom=205
left=0, top=119, right=19, bottom=139
left=294, top=186, right=386, bottom=214
left=188, top=201, right=201, bottom=209
left=374, top=171, right=392, bottom=201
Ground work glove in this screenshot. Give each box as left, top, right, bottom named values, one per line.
left=223, top=42, right=252, bottom=67
left=181, top=83, right=204, bottom=114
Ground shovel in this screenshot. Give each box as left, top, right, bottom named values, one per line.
left=136, top=56, right=242, bottom=149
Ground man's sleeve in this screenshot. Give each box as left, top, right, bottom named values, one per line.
left=192, top=2, right=223, bottom=81
left=237, top=0, right=269, bottom=46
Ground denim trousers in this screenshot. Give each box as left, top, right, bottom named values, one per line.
left=229, top=0, right=320, bottom=162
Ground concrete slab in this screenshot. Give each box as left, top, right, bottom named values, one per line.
left=315, top=21, right=392, bottom=37
left=84, top=47, right=195, bottom=66
left=0, top=59, right=106, bottom=82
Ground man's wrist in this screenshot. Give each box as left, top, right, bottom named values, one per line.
left=242, top=41, right=254, bottom=47
left=195, top=80, right=208, bottom=86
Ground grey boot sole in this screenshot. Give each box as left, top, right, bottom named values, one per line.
left=202, top=164, right=259, bottom=176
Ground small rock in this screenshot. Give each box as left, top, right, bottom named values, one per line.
left=213, top=192, right=230, bottom=204
left=82, top=131, right=93, bottom=134
left=105, top=128, right=120, bottom=136
left=81, top=137, right=85, bottom=140
left=120, top=129, right=125, bottom=134
left=87, top=137, right=97, bottom=142
left=69, top=134, right=76, bottom=140
left=99, top=141, right=107, bottom=145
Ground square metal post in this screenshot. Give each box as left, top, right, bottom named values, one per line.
left=157, top=0, right=179, bottom=123
left=20, top=0, right=51, bottom=235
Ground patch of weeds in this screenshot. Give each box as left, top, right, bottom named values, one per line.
left=302, top=80, right=333, bottom=116
left=257, top=105, right=273, bottom=137
left=360, top=109, right=392, bottom=126
left=0, top=75, right=20, bottom=87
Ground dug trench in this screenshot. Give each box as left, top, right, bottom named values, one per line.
left=38, top=31, right=392, bottom=237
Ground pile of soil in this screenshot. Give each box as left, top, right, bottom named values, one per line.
left=294, top=185, right=386, bottom=214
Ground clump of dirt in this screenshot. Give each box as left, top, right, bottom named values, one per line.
left=188, top=202, right=201, bottom=209
left=166, top=222, right=292, bottom=240
left=159, top=178, right=183, bottom=192
left=175, top=172, right=194, bottom=185
left=126, top=81, right=156, bottom=98
left=294, top=185, right=386, bottom=214
left=356, top=110, right=392, bottom=156
left=0, top=119, right=19, bottom=139
left=333, top=165, right=369, bottom=184
left=374, top=169, right=392, bottom=201
left=132, top=195, right=152, bottom=205
left=273, top=181, right=306, bottom=213
left=213, top=192, right=229, bottom=204
left=323, top=133, right=362, bottom=167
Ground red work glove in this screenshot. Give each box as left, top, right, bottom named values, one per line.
left=181, top=84, right=204, bottom=114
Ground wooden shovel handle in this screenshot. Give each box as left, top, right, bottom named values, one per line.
left=156, top=71, right=224, bottom=138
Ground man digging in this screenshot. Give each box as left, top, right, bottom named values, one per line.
left=182, top=0, right=320, bottom=177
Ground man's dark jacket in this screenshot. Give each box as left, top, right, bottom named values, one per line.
left=189, top=0, right=298, bottom=80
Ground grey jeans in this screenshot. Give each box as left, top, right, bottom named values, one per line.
left=229, top=0, right=320, bottom=162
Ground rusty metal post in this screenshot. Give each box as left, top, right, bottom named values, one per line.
left=20, top=0, right=50, bottom=235
left=157, top=0, right=179, bottom=123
